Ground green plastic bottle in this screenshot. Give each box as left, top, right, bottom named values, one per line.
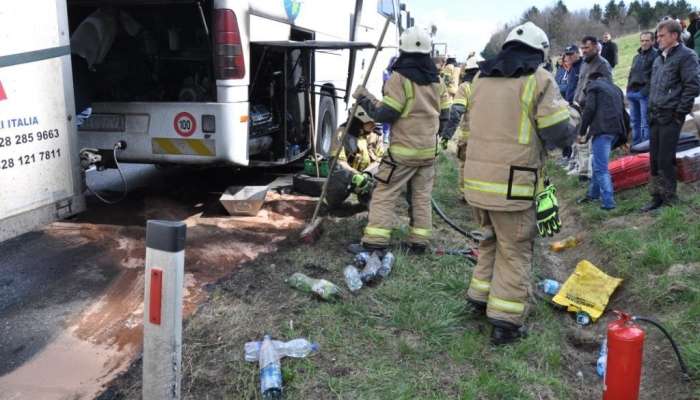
left=287, top=273, right=340, bottom=301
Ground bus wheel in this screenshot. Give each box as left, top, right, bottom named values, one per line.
left=316, top=95, right=336, bottom=157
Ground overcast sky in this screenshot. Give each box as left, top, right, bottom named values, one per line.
left=407, top=0, right=601, bottom=60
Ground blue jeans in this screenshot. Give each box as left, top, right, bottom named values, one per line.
left=587, top=134, right=616, bottom=209
left=627, top=90, right=649, bottom=145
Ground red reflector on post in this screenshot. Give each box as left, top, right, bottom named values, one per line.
left=149, top=269, right=163, bottom=325
left=213, top=9, right=245, bottom=80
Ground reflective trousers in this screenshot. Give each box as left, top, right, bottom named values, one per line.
left=466, top=206, right=537, bottom=326
left=362, top=161, right=435, bottom=247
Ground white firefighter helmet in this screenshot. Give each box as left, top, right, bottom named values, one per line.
left=503, top=21, right=550, bottom=57
left=399, top=26, right=432, bottom=54
left=464, top=55, right=484, bottom=70
left=353, top=105, right=373, bottom=124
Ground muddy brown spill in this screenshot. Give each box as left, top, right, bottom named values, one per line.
left=0, top=192, right=314, bottom=399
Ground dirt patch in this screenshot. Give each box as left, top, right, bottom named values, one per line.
left=535, top=199, right=697, bottom=400
left=3, top=182, right=315, bottom=399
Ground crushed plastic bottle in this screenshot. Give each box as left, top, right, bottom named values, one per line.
left=245, top=338, right=319, bottom=362
left=354, top=252, right=370, bottom=267
left=344, top=265, right=363, bottom=292
left=537, top=279, right=561, bottom=296
left=550, top=236, right=580, bottom=252
left=259, top=334, right=283, bottom=400
left=377, top=252, right=395, bottom=278
left=287, top=273, right=340, bottom=301
left=596, top=339, right=607, bottom=378
left=576, top=311, right=591, bottom=326
left=359, top=252, right=382, bottom=283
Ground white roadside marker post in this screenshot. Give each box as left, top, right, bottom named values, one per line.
left=143, top=220, right=186, bottom=400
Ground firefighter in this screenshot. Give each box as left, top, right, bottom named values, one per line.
left=440, top=55, right=460, bottom=99
left=440, top=55, right=483, bottom=196
left=326, top=105, right=385, bottom=208
left=350, top=26, right=451, bottom=254
left=463, top=22, right=579, bottom=345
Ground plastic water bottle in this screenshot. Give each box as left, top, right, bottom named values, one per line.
left=596, top=339, right=608, bottom=378
left=377, top=252, right=395, bottom=278
left=354, top=252, right=370, bottom=267
left=344, top=265, right=363, bottom=292
left=259, top=335, right=282, bottom=400
left=537, top=279, right=561, bottom=296
left=287, top=273, right=340, bottom=301
left=359, top=252, right=382, bottom=283
left=245, top=338, right=319, bottom=362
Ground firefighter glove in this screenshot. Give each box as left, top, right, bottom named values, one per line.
left=352, top=85, right=371, bottom=100
left=351, top=172, right=373, bottom=195
left=440, top=137, right=449, bottom=150
left=536, top=184, right=561, bottom=237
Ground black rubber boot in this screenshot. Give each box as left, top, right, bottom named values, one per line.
left=397, top=242, right=427, bottom=255
left=466, top=299, right=487, bottom=317
left=489, top=319, right=526, bottom=346
left=347, top=242, right=386, bottom=255
left=640, top=197, right=664, bottom=212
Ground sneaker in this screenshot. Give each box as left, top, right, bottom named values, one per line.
left=640, top=198, right=663, bottom=213
left=576, top=196, right=596, bottom=205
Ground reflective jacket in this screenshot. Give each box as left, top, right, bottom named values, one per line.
left=332, top=128, right=385, bottom=173
left=363, top=71, right=451, bottom=166
left=443, top=81, right=472, bottom=143
left=464, top=67, right=575, bottom=211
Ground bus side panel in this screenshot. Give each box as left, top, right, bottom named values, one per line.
left=78, top=101, right=249, bottom=165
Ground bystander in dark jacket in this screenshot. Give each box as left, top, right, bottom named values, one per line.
left=643, top=19, right=700, bottom=212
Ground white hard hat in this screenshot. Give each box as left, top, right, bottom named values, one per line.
left=399, top=26, right=432, bottom=54
left=465, top=55, right=484, bottom=70
left=503, top=21, right=550, bottom=57
left=353, top=105, right=373, bottom=124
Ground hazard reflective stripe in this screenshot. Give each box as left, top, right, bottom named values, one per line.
left=410, top=227, right=432, bottom=238
left=364, top=226, right=392, bottom=238
left=401, top=79, right=415, bottom=118
left=453, top=99, right=467, bottom=107
left=457, top=128, right=470, bottom=140
left=518, top=75, right=537, bottom=145
left=470, top=278, right=490, bottom=293
left=152, top=138, right=216, bottom=156
left=463, top=179, right=534, bottom=197
left=488, top=295, right=525, bottom=314
left=537, top=107, right=569, bottom=129
left=390, top=144, right=436, bottom=159
left=441, top=99, right=452, bottom=110
left=383, top=96, right=404, bottom=113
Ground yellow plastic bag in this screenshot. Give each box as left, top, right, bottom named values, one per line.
left=552, top=260, right=622, bottom=321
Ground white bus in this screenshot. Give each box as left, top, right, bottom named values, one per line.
left=69, top=0, right=406, bottom=168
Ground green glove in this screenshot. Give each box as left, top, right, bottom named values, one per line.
left=351, top=173, right=372, bottom=195
left=440, top=137, right=449, bottom=150
left=535, top=183, right=561, bottom=237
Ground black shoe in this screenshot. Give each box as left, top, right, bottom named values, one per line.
left=640, top=198, right=663, bottom=213
left=578, top=175, right=590, bottom=182
left=347, top=242, right=386, bottom=255
left=404, top=243, right=427, bottom=255
left=576, top=196, right=596, bottom=205
left=489, top=320, right=527, bottom=346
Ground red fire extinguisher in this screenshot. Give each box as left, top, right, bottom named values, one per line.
left=603, top=311, right=645, bottom=400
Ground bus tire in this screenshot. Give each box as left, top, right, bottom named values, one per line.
left=293, top=173, right=326, bottom=197
left=316, top=95, right=336, bottom=157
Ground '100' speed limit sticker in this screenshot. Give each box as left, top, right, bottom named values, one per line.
left=174, top=112, right=196, bottom=137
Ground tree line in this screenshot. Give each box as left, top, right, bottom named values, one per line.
left=481, top=0, right=696, bottom=59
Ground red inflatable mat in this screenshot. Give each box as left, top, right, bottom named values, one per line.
left=677, top=147, right=700, bottom=183
left=609, top=153, right=650, bottom=192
